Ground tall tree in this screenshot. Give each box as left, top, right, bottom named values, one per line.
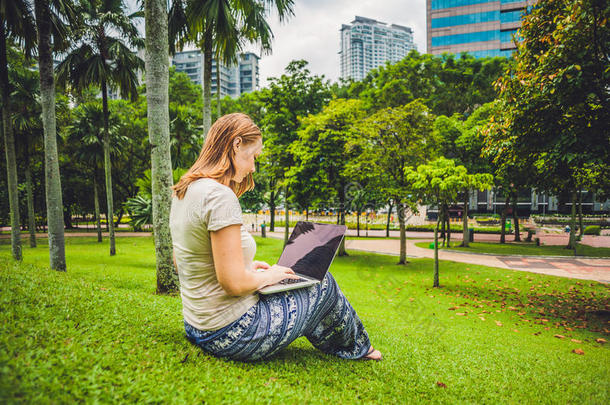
left=10, top=52, right=42, bottom=247
left=350, top=100, right=438, bottom=264
left=56, top=0, right=144, bottom=256
left=33, top=0, right=74, bottom=271
left=0, top=0, right=37, bottom=260
left=64, top=101, right=126, bottom=242
left=407, top=158, right=492, bottom=287
left=290, top=98, right=365, bottom=255
left=145, top=0, right=179, bottom=293
left=259, top=60, right=331, bottom=240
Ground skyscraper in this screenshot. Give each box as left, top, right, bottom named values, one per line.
left=171, top=51, right=260, bottom=97
left=340, top=16, right=417, bottom=81
left=427, top=0, right=536, bottom=58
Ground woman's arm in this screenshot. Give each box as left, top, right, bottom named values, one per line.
left=210, top=224, right=299, bottom=296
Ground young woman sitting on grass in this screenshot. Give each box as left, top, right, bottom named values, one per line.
left=169, top=113, right=382, bottom=362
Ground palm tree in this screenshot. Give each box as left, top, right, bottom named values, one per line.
left=146, top=0, right=179, bottom=293
left=11, top=55, right=43, bottom=248
left=65, top=101, right=126, bottom=243
left=0, top=0, right=37, bottom=260
left=33, top=0, right=76, bottom=271
left=56, top=0, right=144, bottom=256
left=169, top=0, right=294, bottom=137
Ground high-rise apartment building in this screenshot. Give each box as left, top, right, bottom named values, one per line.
left=171, top=51, right=260, bottom=97
left=340, top=16, right=417, bottom=81
left=427, top=0, right=536, bottom=58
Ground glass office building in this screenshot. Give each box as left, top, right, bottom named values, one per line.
left=340, top=16, right=417, bottom=81
left=171, top=51, right=259, bottom=98
left=427, top=0, right=536, bottom=58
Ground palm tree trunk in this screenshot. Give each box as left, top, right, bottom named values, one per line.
left=94, top=175, right=102, bottom=242
left=0, top=24, right=22, bottom=261
left=34, top=0, right=66, bottom=270
left=24, top=153, right=37, bottom=248
left=202, top=31, right=213, bottom=137
left=461, top=188, right=469, bottom=247
left=101, top=78, right=116, bottom=256
left=146, top=0, right=178, bottom=294
left=397, top=200, right=407, bottom=264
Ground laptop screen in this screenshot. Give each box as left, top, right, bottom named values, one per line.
left=277, top=222, right=347, bottom=281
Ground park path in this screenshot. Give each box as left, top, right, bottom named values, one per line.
left=3, top=228, right=609, bottom=284
left=263, top=229, right=610, bottom=284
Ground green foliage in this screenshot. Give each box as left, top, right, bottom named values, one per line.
left=353, top=51, right=510, bottom=116
left=124, top=195, right=152, bottom=230
left=349, top=99, right=437, bottom=205
left=583, top=226, right=601, bottom=236
left=289, top=98, right=366, bottom=211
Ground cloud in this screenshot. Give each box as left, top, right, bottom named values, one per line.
left=247, top=0, right=427, bottom=86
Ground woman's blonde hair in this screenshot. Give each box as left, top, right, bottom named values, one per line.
left=172, top=113, right=261, bottom=199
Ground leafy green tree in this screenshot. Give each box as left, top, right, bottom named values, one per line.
left=406, top=158, right=493, bottom=287
left=354, top=51, right=509, bottom=116
left=56, top=0, right=144, bottom=256
left=349, top=100, right=437, bottom=264
left=1, top=0, right=38, bottom=260
left=434, top=103, right=495, bottom=246
left=259, top=60, right=331, bottom=242
left=484, top=0, right=609, bottom=250
left=289, top=98, right=365, bottom=254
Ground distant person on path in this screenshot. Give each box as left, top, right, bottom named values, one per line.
left=169, top=113, right=381, bottom=362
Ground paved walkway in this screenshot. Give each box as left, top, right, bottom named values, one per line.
left=3, top=228, right=609, bottom=284
left=262, top=229, right=610, bottom=284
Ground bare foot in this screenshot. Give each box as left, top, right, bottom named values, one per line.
left=364, top=346, right=383, bottom=361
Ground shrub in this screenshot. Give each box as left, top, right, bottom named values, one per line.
left=583, top=225, right=601, bottom=236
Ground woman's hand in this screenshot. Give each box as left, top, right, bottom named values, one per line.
left=262, top=264, right=300, bottom=287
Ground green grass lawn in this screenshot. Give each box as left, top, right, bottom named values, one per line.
left=415, top=241, right=610, bottom=257
left=1, top=237, right=609, bottom=403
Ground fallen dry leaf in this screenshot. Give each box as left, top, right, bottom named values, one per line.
left=572, top=348, right=585, bottom=355
left=554, top=335, right=565, bottom=339
left=513, top=329, right=519, bottom=333
left=436, top=381, right=447, bottom=388
left=455, top=313, right=466, bottom=316
left=495, top=321, right=503, bottom=327
left=596, top=338, right=607, bottom=344
left=448, top=307, right=457, bottom=310
left=571, top=339, right=582, bottom=343
left=479, top=317, right=485, bottom=321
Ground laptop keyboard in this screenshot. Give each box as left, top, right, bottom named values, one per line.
left=278, top=278, right=308, bottom=285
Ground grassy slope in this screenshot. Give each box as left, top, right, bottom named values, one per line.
left=0, top=237, right=609, bottom=403
left=414, top=241, right=610, bottom=257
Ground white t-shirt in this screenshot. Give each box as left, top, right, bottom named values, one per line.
left=169, top=178, right=258, bottom=331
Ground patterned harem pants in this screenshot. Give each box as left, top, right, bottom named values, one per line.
left=184, top=272, right=371, bottom=362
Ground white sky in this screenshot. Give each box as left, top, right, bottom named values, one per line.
left=129, top=0, right=427, bottom=86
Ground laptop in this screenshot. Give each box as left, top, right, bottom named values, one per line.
left=258, top=221, right=347, bottom=295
